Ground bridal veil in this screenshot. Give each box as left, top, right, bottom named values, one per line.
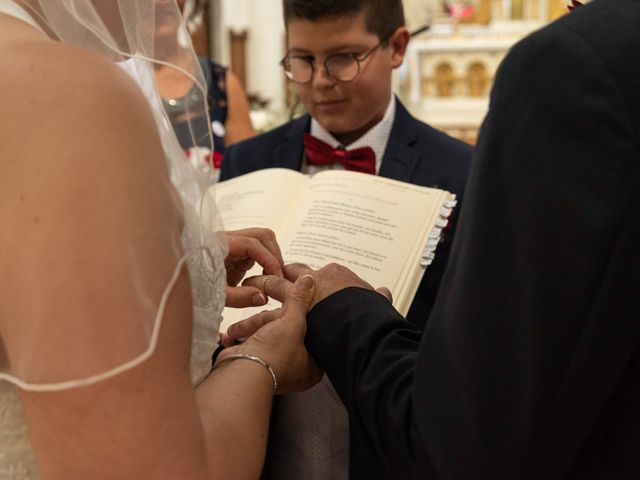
left=0, top=0, right=227, bottom=390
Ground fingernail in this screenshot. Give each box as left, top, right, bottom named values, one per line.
left=301, top=274, right=314, bottom=289
left=252, top=292, right=267, bottom=306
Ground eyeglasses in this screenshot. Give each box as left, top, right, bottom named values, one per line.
left=280, top=43, right=382, bottom=84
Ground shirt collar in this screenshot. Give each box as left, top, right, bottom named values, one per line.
left=309, top=95, right=396, bottom=175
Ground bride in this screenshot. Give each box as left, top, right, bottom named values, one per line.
left=0, top=0, right=320, bottom=478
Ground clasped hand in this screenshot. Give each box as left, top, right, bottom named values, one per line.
left=218, top=257, right=392, bottom=394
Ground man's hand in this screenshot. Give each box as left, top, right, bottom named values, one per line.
left=245, top=262, right=392, bottom=309
left=224, top=262, right=392, bottom=344
left=218, top=228, right=284, bottom=308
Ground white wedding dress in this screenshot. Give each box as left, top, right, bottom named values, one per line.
left=0, top=3, right=227, bottom=478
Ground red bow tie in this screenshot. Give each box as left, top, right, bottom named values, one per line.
left=303, top=133, right=376, bottom=175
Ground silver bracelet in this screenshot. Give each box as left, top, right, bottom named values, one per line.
left=212, top=353, right=278, bottom=394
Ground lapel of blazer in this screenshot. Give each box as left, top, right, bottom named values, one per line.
left=378, top=100, right=421, bottom=182
left=273, top=115, right=310, bottom=170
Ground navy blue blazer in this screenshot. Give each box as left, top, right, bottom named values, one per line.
left=221, top=99, right=472, bottom=328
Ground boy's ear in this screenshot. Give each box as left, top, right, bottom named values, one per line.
left=388, top=27, right=410, bottom=69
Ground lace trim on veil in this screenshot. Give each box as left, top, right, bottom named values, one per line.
left=0, top=253, right=186, bottom=391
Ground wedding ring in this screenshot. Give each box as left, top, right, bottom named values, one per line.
left=261, top=276, right=270, bottom=294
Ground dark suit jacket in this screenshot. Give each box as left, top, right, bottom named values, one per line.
left=221, top=99, right=472, bottom=328
left=306, top=1, right=640, bottom=478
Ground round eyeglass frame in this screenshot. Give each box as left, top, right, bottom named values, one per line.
left=279, top=42, right=383, bottom=84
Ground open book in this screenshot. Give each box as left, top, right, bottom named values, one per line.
left=203, top=168, right=456, bottom=332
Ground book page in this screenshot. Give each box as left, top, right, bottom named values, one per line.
left=280, top=170, right=444, bottom=313
left=210, top=168, right=310, bottom=236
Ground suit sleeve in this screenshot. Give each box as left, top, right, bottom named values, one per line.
left=306, top=16, right=640, bottom=479
left=306, top=288, right=434, bottom=478
left=219, top=144, right=237, bottom=181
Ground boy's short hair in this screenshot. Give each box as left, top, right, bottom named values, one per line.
left=283, top=0, right=405, bottom=42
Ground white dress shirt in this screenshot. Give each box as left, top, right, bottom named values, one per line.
left=304, top=95, right=396, bottom=176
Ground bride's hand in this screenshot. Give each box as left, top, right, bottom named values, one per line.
left=218, top=228, right=284, bottom=308
left=216, top=275, right=322, bottom=394
left=220, top=307, right=284, bottom=348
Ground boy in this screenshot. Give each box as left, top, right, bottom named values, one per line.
left=221, top=0, right=471, bottom=329
left=220, top=1, right=472, bottom=478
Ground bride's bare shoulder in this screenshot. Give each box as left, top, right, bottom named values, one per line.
left=0, top=27, right=180, bottom=267
left=0, top=27, right=168, bottom=192
left=1, top=31, right=154, bottom=148
left=0, top=23, right=162, bottom=159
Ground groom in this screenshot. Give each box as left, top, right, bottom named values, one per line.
left=220, top=0, right=472, bottom=330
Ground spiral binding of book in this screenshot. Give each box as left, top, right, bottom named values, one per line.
left=421, top=194, right=457, bottom=267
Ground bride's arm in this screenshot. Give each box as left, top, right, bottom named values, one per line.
left=1, top=38, right=307, bottom=479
